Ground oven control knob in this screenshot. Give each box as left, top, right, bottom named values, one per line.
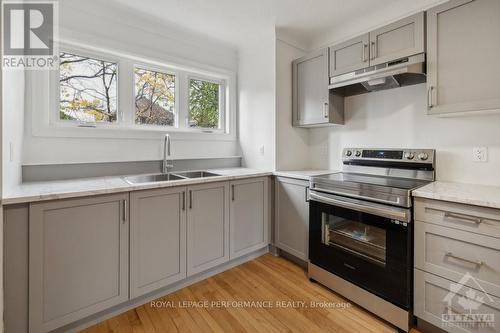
left=355, top=150, right=362, bottom=157
left=346, top=150, right=353, bottom=157
left=404, top=152, right=415, bottom=160
left=418, top=153, right=429, bottom=161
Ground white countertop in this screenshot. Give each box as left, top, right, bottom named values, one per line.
left=274, top=170, right=336, bottom=181
left=1, top=168, right=272, bottom=205
left=412, top=181, right=500, bottom=209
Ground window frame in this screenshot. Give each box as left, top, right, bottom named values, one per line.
left=35, top=41, right=235, bottom=142
left=186, top=74, right=226, bottom=133
left=133, top=64, right=180, bottom=129
left=52, top=47, right=121, bottom=128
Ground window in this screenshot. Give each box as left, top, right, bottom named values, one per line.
left=59, top=52, right=118, bottom=123
left=47, top=45, right=235, bottom=138
left=134, top=67, right=176, bottom=126
left=188, top=78, right=222, bottom=129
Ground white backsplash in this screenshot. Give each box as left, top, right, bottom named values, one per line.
left=309, top=84, right=500, bottom=186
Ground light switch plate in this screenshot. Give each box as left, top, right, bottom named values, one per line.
left=472, top=147, right=488, bottom=162
left=259, top=145, right=265, bottom=155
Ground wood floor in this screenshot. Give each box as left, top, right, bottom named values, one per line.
left=81, top=254, right=420, bottom=333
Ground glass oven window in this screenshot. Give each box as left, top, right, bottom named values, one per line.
left=322, top=213, right=387, bottom=265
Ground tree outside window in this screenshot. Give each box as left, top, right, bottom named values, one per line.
left=135, top=68, right=176, bottom=126
left=188, top=79, right=221, bottom=129
left=59, top=52, right=117, bottom=122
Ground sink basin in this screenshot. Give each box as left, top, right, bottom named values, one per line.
left=124, top=173, right=186, bottom=184
left=173, top=171, right=221, bottom=178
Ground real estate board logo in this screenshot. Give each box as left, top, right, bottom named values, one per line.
left=2, top=0, right=58, bottom=69
left=442, top=272, right=495, bottom=329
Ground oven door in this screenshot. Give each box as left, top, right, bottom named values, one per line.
left=308, top=190, right=412, bottom=309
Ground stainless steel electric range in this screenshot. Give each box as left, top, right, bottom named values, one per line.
left=308, top=148, right=435, bottom=332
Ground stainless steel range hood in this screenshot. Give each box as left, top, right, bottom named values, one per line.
left=329, top=53, right=426, bottom=97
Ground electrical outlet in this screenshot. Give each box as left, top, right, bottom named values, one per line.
left=472, top=147, right=488, bottom=162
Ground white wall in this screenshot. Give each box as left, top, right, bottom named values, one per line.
left=238, top=29, right=276, bottom=170
left=21, top=0, right=239, bottom=167
left=2, top=70, right=25, bottom=190
left=275, top=39, right=310, bottom=170
left=310, top=84, right=500, bottom=186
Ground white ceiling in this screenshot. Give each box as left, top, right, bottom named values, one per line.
left=106, top=0, right=446, bottom=49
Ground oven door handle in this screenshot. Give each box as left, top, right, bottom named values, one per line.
left=309, top=190, right=411, bottom=222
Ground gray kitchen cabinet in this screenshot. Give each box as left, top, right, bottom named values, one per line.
left=414, top=269, right=500, bottom=333
left=414, top=196, right=500, bottom=332
left=187, top=181, right=230, bottom=276
left=369, top=12, right=424, bottom=66
left=29, top=193, right=129, bottom=333
left=292, top=48, right=344, bottom=127
left=329, top=34, right=369, bottom=76
left=427, top=0, right=500, bottom=115
left=130, top=187, right=187, bottom=298
left=275, top=177, right=310, bottom=260
left=229, top=177, right=269, bottom=260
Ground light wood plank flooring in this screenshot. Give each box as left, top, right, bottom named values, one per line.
left=81, top=254, right=420, bottom=333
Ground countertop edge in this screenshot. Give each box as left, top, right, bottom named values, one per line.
left=412, top=181, right=500, bottom=210
left=412, top=190, right=500, bottom=210
left=1, top=170, right=273, bottom=205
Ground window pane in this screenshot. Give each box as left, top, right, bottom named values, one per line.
left=188, top=79, right=220, bottom=129
left=134, top=68, right=176, bottom=126
left=59, top=52, right=117, bottom=122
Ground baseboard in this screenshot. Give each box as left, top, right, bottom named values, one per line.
left=56, top=246, right=269, bottom=333
left=416, top=317, right=448, bottom=333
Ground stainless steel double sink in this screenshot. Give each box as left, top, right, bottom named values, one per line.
left=124, top=171, right=221, bottom=184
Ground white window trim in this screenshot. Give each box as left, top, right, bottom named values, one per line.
left=186, top=74, right=226, bottom=133
left=29, top=40, right=237, bottom=142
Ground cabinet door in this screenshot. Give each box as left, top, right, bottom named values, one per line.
left=275, top=177, right=309, bottom=260
left=29, top=194, right=129, bottom=333
left=369, top=12, right=424, bottom=66
left=292, top=48, right=330, bottom=126
left=187, top=182, right=229, bottom=276
left=329, top=34, right=369, bottom=76
left=229, top=177, right=269, bottom=260
left=130, top=187, right=187, bottom=298
left=427, top=0, right=500, bottom=115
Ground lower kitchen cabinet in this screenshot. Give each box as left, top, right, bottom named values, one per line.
left=29, top=193, right=129, bottom=333
left=275, top=177, right=310, bottom=260
left=187, top=181, right=230, bottom=276
left=130, top=187, right=187, bottom=298
left=414, top=197, right=500, bottom=333
left=229, top=177, right=269, bottom=259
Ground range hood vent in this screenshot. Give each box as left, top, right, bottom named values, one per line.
left=329, top=53, right=426, bottom=97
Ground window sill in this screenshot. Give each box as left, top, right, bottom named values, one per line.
left=32, top=122, right=236, bottom=142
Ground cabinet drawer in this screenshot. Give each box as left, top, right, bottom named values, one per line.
left=415, top=222, right=500, bottom=297
left=414, top=269, right=499, bottom=333
left=415, top=198, right=500, bottom=238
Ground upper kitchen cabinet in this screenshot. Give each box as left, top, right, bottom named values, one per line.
left=369, top=12, right=424, bottom=66
left=292, top=48, right=345, bottom=127
left=427, top=0, right=500, bottom=115
left=328, top=12, right=424, bottom=73
left=329, top=34, right=369, bottom=76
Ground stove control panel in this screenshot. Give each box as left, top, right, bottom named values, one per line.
left=343, top=148, right=435, bottom=165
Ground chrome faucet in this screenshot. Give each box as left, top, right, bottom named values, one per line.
left=162, top=134, right=173, bottom=174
